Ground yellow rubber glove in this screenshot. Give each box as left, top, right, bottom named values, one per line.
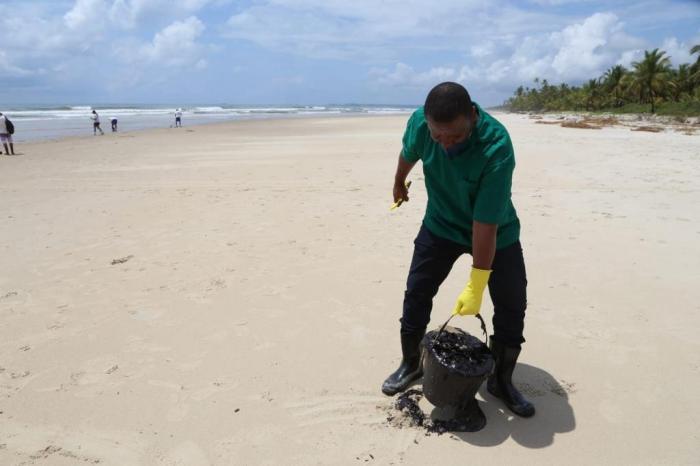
left=390, top=181, right=412, bottom=211
left=452, top=267, right=492, bottom=316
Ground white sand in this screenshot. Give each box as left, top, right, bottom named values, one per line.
left=0, top=114, right=698, bottom=465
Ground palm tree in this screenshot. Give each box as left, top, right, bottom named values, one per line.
left=582, top=78, right=602, bottom=110
left=668, top=64, right=693, bottom=102
left=691, top=44, right=700, bottom=82
left=691, top=44, right=700, bottom=64
left=603, top=65, right=627, bottom=107
left=620, top=72, right=640, bottom=104
left=631, top=48, right=672, bottom=113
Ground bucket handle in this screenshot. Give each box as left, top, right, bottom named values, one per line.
left=434, top=313, right=489, bottom=347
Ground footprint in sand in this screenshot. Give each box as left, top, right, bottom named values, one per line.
left=0, top=289, right=32, bottom=306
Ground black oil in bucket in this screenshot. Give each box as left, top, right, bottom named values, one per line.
left=420, top=325, right=494, bottom=432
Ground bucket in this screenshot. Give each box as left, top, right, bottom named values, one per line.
left=421, top=325, right=493, bottom=411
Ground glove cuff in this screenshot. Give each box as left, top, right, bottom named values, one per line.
left=470, top=267, right=492, bottom=291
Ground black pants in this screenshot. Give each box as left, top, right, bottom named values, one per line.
left=400, top=224, right=528, bottom=347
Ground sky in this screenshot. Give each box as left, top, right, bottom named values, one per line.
left=0, top=0, right=699, bottom=106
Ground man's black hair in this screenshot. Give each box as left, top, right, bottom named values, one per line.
left=424, top=82, right=473, bottom=123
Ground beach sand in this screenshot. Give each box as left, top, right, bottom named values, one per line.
left=1, top=114, right=698, bottom=465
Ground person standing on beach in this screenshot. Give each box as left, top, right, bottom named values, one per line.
left=381, top=82, right=534, bottom=418
left=91, top=110, right=104, bottom=135
left=110, top=116, right=118, bottom=132
left=0, top=112, right=15, bottom=155
left=174, top=108, right=183, bottom=127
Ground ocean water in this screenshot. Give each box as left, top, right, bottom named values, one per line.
left=0, top=104, right=415, bottom=143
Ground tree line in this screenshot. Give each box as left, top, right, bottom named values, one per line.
left=504, top=46, right=700, bottom=116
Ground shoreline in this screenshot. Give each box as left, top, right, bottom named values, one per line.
left=7, top=111, right=414, bottom=146
left=4, top=108, right=414, bottom=145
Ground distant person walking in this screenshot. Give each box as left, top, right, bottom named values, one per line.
left=175, top=108, right=183, bottom=127
left=0, top=112, right=16, bottom=155
left=91, top=110, right=104, bottom=135
left=110, top=117, right=118, bottom=132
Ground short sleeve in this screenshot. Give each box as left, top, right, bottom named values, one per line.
left=473, top=139, right=515, bottom=225
left=401, top=110, right=424, bottom=163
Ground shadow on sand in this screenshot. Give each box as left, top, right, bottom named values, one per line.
left=429, top=363, right=576, bottom=448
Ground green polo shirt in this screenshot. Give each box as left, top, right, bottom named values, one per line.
left=401, top=103, right=520, bottom=249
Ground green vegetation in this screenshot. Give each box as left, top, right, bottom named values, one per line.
left=505, top=46, right=700, bottom=116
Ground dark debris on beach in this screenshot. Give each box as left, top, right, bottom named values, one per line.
left=111, top=255, right=134, bottom=265
left=424, top=329, right=491, bottom=377
left=391, top=389, right=475, bottom=435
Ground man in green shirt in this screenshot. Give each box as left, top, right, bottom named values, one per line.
left=381, top=82, right=534, bottom=418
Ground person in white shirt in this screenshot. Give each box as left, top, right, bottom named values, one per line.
left=91, top=110, right=104, bottom=135
left=175, top=109, right=183, bottom=127
left=0, top=112, right=15, bottom=155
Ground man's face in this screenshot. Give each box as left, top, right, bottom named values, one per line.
left=426, top=106, right=476, bottom=150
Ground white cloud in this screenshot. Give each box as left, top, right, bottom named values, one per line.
left=133, top=17, right=207, bottom=67
left=1, top=1, right=211, bottom=81
left=370, top=63, right=459, bottom=89
left=224, top=0, right=485, bottom=60
left=549, top=13, right=626, bottom=78
left=466, top=12, right=646, bottom=84
left=64, top=0, right=111, bottom=30
left=616, top=36, right=699, bottom=70
left=61, top=0, right=226, bottom=32
left=369, top=12, right=653, bottom=91
left=0, top=1, right=218, bottom=100
left=109, top=0, right=225, bottom=28
left=617, top=49, right=644, bottom=68
left=0, top=51, right=34, bottom=78
left=659, top=37, right=696, bottom=66
left=470, top=42, right=496, bottom=59
left=222, top=1, right=654, bottom=80
left=615, top=37, right=695, bottom=71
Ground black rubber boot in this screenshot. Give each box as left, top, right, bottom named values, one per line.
left=487, top=338, right=535, bottom=417
left=381, top=332, right=424, bottom=396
